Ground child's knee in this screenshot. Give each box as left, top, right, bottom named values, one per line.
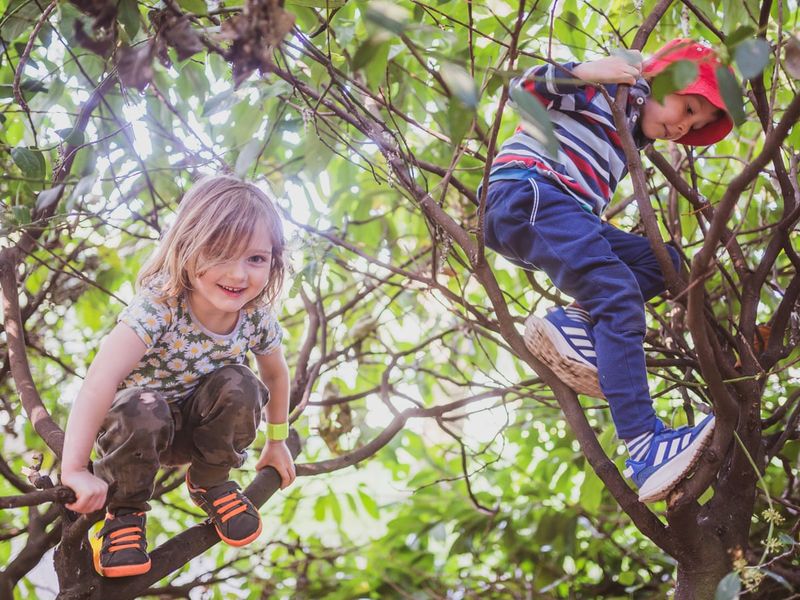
left=197, top=364, right=267, bottom=413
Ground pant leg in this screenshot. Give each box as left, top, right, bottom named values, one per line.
left=177, top=364, right=269, bottom=488
left=485, top=177, right=657, bottom=439
left=94, top=387, right=174, bottom=512
left=599, top=222, right=681, bottom=301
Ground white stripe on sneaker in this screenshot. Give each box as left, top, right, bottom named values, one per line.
left=572, top=339, right=594, bottom=348
left=562, top=326, right=587, bottom=337
left=653, top=441, right=668, bottom=465
left=667, top=438, right=680, bottom=460
left=627, top=432, right=653, bottom=452
left=626, top=432, right=654, bottom=461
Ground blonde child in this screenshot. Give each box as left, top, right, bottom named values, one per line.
left=61, top=175, right=296, bottom=577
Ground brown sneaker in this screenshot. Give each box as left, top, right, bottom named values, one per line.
left=93, top=511, right=151, bottom=578
left=186, top=475, right=262, bottom=547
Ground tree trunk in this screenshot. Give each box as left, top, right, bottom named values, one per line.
left=674, top=561, right=731, bottom=600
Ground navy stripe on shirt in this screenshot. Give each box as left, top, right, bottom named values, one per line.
left=488, top=61, right=652, bottom=215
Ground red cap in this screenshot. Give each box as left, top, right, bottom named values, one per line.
left=642, top=39, right=734, bottom=146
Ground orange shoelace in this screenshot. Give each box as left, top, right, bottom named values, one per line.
left=105, top=525, right=145, bottom=553
left=212, top=492, right=250, bottom=523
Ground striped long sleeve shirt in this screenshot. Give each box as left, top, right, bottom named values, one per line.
left=488, top=61, right=652, bottom=216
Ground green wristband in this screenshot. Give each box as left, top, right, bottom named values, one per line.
left=267, top=422, right=289, bottom=441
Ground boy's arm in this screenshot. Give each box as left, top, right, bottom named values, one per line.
left=254, top=347, right=296, bottom=489
left=572, top=55, right=642, bottom=85
left=515, top=54, right=643, bottom=106
left=61, top=323, right=147, bottom=513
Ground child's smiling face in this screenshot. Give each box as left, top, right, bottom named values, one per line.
left=640, top=93, right=721, bottom=142
left=187, top=221, right=273, bottom=333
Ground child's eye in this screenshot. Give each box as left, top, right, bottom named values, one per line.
left=687, top=104, right=694, bottom=115
left=248, top=255, right=268, bottom=264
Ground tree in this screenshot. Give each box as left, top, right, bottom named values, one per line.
left=1, top=0, right=798, bottom=598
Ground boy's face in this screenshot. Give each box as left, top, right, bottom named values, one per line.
left=640, top=93, right=721, bottom=141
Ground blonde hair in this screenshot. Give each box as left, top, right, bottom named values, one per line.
left=137, top=175, right=285, bottom=306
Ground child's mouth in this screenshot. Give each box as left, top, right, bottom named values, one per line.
left=217, top=284, right=245, bottom=297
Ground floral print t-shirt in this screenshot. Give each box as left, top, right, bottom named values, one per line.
left=118, top=287, right=282, bottom=402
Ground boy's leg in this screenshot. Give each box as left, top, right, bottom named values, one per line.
left=92, top=387, right=172, bottom=577
left=178, top=364, right=269, bottom=546
left=598, top=223, right=681, bottom=302
left=485, top=177, right=657, bottom=439
left=485, top=178, right=715, bottom=502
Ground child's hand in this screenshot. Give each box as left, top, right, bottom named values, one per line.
left=61, top=469, right=109, bottom=513
left=255, top=440, right=297, bottom=489
left=572, top=55, right=642, bottom=85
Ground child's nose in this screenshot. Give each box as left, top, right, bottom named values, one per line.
left=227, top=260, right=247, bottom=279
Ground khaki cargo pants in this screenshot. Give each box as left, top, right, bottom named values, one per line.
left=93, top=364, right=269, bottom=512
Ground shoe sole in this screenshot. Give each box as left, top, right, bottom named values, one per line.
left=637, top=417, right=716, bottom=503
left=188, top=482, right=263, bottom=547
left=92, top=545, right=151, bottom=578
left=524, top=315, right=605, bottom=399
left=215, top=519, right=263, bottom=547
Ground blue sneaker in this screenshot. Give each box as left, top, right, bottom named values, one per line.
left=524, top=306, right=604, bottom=398
left=624, top=414, right=716, bottom=503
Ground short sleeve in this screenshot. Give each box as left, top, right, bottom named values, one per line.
left=249, top=307, right=284, bottom=356
left=118, top=291, right=172, bottom=349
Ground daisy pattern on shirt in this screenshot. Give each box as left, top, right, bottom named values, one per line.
left=187, top=342, right=205, bottom=358
left=118, top=286, right=283, bottom=402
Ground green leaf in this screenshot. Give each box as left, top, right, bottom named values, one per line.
left=716, top=66, right=746, bottom=126
left=0, top=0, right=44, bottom=42
left=447, top=101, right=472, bottom=147
left=329, top=493, right=342, bottom=524
left=509, top=84, right=559, bottom=157
left=313, top=495, right=327, bottom=521
left=611, top=48, right=643, bottom=67
left=365, top=1, right=409, bottom=35
left=286, top=0, right=347, bottom=6
left=118, top=0, right=140, bottom=38
left=734, top=38, right=771, bottom=79
left=35, top=184, right=64, bottom=212
left=618, top=570, right=635, bottom=586
left=726, top=25, right=756, bottom=48
left=650, top=60, right=698, bottom=103
left=0, top=79, right=47, bottom=102
left=578, top=468, right=604, bottom=513
left=714, top=572, right=741, bottom=600
left=56, top=128, right=85, bottom=147
left=352, top=35, right=387, bottom=71
left=441, top=63, right=478, bottom=109
left=203, top=89, right=236, bottom=117
left=12, top=205, right=31, bottom=225
left=178, top=0, right=207, bottom=13
left=234, top=139, right=263, bottom=176
left=11, top=147, right=45, bottom=179
left=358, top=488, right=380, bottom=519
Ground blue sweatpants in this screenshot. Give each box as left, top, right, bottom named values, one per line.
left=484, top=177, right=680, bottom=439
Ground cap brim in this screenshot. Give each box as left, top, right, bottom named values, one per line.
left=675, top=79, right=733, bottom=145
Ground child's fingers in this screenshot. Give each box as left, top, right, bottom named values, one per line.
left=280, top=463, right=297, bottom=488
left=66, top=492, right=101, bottom=513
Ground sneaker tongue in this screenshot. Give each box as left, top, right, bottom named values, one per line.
left=209, top=480, right=241, bottom=496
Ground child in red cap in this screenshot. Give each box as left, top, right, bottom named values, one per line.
left=482, top=39, right=732, bottom=503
